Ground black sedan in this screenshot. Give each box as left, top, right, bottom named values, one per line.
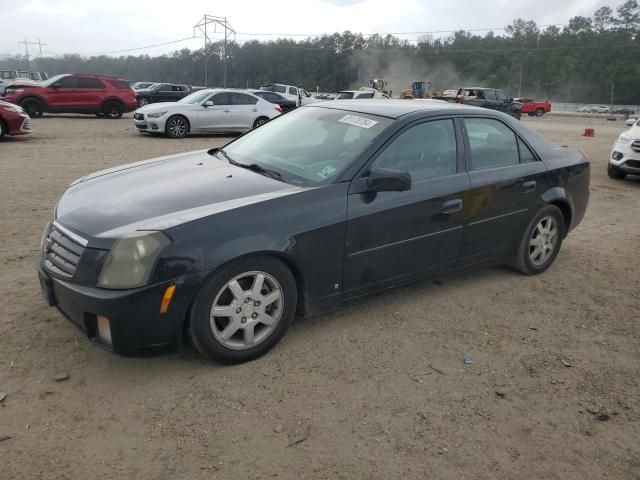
left=252, top=90, right=298, bottom=113
left=37, top=100, right=590, bottom=363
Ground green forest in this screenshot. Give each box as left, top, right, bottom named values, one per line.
left=2, top=1, right=639, bottom=103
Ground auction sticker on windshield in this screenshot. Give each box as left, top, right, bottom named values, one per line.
left=338, top=115, right=378, bottom=129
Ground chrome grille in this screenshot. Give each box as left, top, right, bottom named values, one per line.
left=631, top=140, right=640, bottom=153
left=21, top=117, right=32, bottom=131
left=44, top=224, right=86, bottom=279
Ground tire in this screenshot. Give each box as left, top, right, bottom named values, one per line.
left=20, top=98, right=43, bottom=117
left=513, top=110, right=522, bottom=121
left=137, top=97, right=150, bottom=107
left=0, top=119, right=5, bottom=140
left=103, top=101, right=123, bottom=119
left=535, top=108, right=545, bottom=117
left=608, top=164, right=627, bottom=180
left=188, top=256, right=297, bottom=363
left=165, top=115, right=189, bottom=138
left=253, top=116, right=269, bottom=129
left=510, top=205, right=565, bottom=275
left=528, top=113, right=535, bottom=117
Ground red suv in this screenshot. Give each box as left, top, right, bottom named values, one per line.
left=1, top=74, right=137, bottom=119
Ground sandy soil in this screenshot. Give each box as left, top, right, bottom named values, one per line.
left=0, top=113, right=639, bottom=479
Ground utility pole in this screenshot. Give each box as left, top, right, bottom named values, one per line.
left=17, top=38, right=47, bottom=72
left=194, top=14, right=235, bottom=88
left=610, top=82, right=614, bottom=113
left=518, top=64, right=523, bottom=98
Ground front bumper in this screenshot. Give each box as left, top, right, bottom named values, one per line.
left=37, top=263, right=209, bottom=355
left=133, top=114, right=166, bottom=133
left=610, top=144, right=640, bottom=174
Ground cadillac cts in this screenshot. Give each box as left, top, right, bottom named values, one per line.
left=37, top=100, right=590, bottom=363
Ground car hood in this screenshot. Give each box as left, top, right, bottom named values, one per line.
left=136, top=102, right=180, bottom=114
left=56, top=150, right=304, bottom=241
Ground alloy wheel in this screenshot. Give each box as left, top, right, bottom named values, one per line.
left=138, top=98, right=149, bottom=106
left=528, top=216, right=558, bottom=266
left=209, top=271, right=284, bottom=350
left=168, top=117, right=187, bottom=137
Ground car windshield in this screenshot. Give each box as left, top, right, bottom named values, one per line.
left=221, top=106, right=392, bottom=187
left=179, top=90, right=212, bottom=104
left=40, top=74, right=67, bottom=86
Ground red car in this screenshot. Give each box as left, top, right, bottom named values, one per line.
left=516, top=97, right=552, bottom=117
left=0, top=100, right=31, bottom=139
left=1, top=73, right=137, bottom=119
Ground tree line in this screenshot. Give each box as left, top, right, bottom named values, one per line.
left=2, top=0, right=639, bottom=104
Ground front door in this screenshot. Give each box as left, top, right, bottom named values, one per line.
left=197, top=92, right=232, bottom=131
left=48, top=76, right=79, bottom=110
left=344, top=118, right=470, bottom=298
left=459, top=116, right=548, bottom=264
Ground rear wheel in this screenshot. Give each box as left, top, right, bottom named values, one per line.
left=165, top=115, right=189, bottom=138
left=188, top=256, right=297, bottom=363
left=103, top=101, right=123, bottom=119
left=0, top=119, right=5, bottom=139
left=20, top=98, right=43, bottom=117
left=138, top=97, right=150, bottom=107
left=510, top=205, right=564, bottom=275
left=608, top=164, right=627, bottom=180
left=535, top=108, right=545, bottom=117
left=253, top=116, right=269, bottom=129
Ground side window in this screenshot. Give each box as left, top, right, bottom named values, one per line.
left=289, top=87, right=298, bottom=95
left=274, top=85, right=286, bottom=94
left=231, top=93, right=257, bottom=105
left=157, top=84, right=172, bottom=92
left=77, top=78, right=104, bottom=89
left=371, top=120, right=458, bottom=182
left=495, top=90, right=509, bottom=102
left=212, top=92, right=232, bottom=105
left=518, top=138, right=537, bottom=163
left=357, top=92, right=374, bottom=99
left=484, top=90, right=496, bottom=101
left=54, top=76, right=78, bottom=88
left=465, top=118, right=519, bottom=170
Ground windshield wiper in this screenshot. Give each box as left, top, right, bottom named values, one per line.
left=212, top=149, right=283, bottom=181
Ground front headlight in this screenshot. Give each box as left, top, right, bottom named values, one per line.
left=617, top=134, right=633, bottom=145
left=147, top=111, right=167, bottom=118
left=97, top=232, right=171, bottom=289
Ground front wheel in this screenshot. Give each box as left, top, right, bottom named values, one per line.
left=510, top=205, right=565, bottom=275
left=608, top=164, right=627, bottom=180
left=20, top=98, right=43, bottom=117
left=188, top=256, right=297, bottom=363
left=165, top=115, right=189, bottom=138
left=535, top=108, right=545, bottom=117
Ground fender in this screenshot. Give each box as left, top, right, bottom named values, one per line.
left=539, top=186, right=573, bottom=235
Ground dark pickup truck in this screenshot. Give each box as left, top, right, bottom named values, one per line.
left=454, top=87, right=523, bottom=120
left=135, top=83, right=192, bottom=106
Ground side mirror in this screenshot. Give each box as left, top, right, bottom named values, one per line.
left=203, top=100, right=214, bottom=107
left=626, top=118, right=637, bottom=126
left=367, top=168, right=412, bottom=192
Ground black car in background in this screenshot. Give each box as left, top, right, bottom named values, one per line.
left=37, top=101, right=589, bottom=363
left=457, top=87, right=523, bottom=119
left=135, top=83, right=192, bottom=106
left=252, top=90, right=297, bottom=113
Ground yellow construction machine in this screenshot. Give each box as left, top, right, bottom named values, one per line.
left=365, top=79, right=392, bottom=97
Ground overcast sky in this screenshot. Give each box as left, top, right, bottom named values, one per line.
left=0, top=0, right=614, bottom=58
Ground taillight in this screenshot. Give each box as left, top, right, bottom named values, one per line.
left=276, top=106, right=283, bottom=113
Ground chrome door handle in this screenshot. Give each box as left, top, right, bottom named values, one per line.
left=441, top=199, right=463, bottom=214
left=252, top=108, right=258, bottom=112
left=224, top=109, right=231, bottom=113
left=521, top=180, right=536, bottom=193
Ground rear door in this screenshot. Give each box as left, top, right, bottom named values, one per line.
left=230, top=92, right=259, bottom=129
left=344, top=118, right=470, bottom=298
left=75, top=77, right=106, bottom=110
left=196, top=92, right=233, bottom=131
left=459, top=116, right=548, bottom=265
left=155, top=84, right=174, bottom=102
left=494, top=90, right=512, bottom=114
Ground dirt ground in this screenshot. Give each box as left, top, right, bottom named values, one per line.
left=1, top=113, right=639, bottom=480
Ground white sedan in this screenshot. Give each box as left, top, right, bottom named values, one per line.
left=133, top=89, right=283, bottom=138
left=608, top=117, right=640, bottom=180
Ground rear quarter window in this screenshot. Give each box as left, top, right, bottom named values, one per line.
left=107, top=80, right=131, bottom=90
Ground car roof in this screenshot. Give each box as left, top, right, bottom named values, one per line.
left=310, top=99, right=488, bottom=119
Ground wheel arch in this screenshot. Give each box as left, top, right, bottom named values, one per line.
left=101, top=96, right=124, bottom=109
left=540, top=187, right=573, bottom=237
left=167, top=113, right=191, bottom=131
left=180, top=250, right=308, bottom=337
left=19, top=94, right=48, bottom=109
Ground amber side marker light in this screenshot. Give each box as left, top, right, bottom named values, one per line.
left=160, top=285, right=176, bottom=314
left=97, top=315, right=112, bottom=345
